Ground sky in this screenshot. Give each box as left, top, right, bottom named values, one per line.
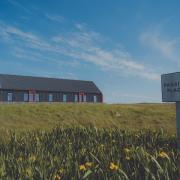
left=0, top=0, right=180, bottom=103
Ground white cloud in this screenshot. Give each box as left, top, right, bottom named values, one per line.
left=0, top=21, right=160, bottom=81
left=75, top=23, right=85, bottom=30
left=140, top=31, right=177, bottom=59
left=46, top=14, right=65, bottom=23
left=52, top=28, right=160, bottom=80
left=7, top=0, right=32, bottom=14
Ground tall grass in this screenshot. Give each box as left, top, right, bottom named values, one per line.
left=0, top=127, right=179, bottom=179
left=0, top=103, right=176, bottom=133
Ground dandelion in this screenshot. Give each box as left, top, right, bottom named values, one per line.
left=79, top=164, right=86, bottom=171
left=57, top=168, right=64, bottom=174
left=85, top=162, right=93, bottom=167
left=109, top=162, right=118, bottom=171
left=54, top=174, right=61, bottom=180
left=124, top=148, right=130, bottom=153
left=158, top=151, right=169, bottom=159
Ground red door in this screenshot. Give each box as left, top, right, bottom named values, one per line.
left=79, top=92, right=84, bottom=102
left=29, top=90, right=36, bottom=102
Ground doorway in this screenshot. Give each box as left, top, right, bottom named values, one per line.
left=29, top=90, right=36, bottom=102
left=79, top=92, right=86, bottom=102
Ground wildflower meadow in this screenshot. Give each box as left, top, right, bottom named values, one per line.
left=0, top=127, right=179, bottom=179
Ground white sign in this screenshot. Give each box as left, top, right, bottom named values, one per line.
left=161, top=72, right=180, bottom=102
left=162, top=72, right=180, bottom=149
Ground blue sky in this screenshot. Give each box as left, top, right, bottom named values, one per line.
left=0, top=0, right=180, bottom=103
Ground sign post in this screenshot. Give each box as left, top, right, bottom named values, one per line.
left=161, top=72, right=180, bottom=149
left=176, top=102, right=180, bottom=148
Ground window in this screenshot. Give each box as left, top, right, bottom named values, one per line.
left=49, top=94, right=53, bottom=102
left=7, top=93, right=13, bottom=102
left=35, top=94, right=39, bottom=102
left=74, top=94, right=78, bottom=102
left=83, top=94, right=87, bottom=102
left=24, top=93, right=28, bottom=102
left=93, top=95, right=97, bottom=103
left=63, top=94, right=67, bottom=102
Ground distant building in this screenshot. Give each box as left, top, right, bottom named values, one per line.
left=0, top=74, right=103, bottom=103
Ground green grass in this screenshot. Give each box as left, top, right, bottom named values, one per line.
left=0, top=103, right=178, bottom=179
left=0, top=103, right=176, bottom=133
left=0, top=127, right=178, bottom=179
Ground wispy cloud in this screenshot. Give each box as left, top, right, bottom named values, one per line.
left=0, top=21, right=160, bottom=81
left=52, top=26, right=160, bottom=80
left=7, top=0, right=32, bottom=14
left=140, top=31, right=177, bottom=60
left=46, top=14, right=65, bottom=23
left=11, top=47, right=45, bottom=62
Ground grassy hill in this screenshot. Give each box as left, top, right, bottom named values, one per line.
left=0, top=103, right=176, bottom=133
left=0, top=103, right=178, bottom=179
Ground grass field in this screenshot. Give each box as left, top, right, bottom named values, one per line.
left=0, top=103, right=178, bottom=179
left=0, top=127, right=179, bottom=179
left=0, top=103, right=176, bottom=133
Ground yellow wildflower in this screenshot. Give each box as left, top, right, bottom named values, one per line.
left=54, top=174, right=61, bottom=180
left=85, top=162, right=93, bottom=167
left=158, top=151, right=169, bottom=159
left=26, top=168, right=32, bottom=176
left=109, top=162, right=118, bottom=171
left=57, top=168, right=64, bottom=174
left=100, top=144, right=105, bottom=150
left=79, top=164, right=86, bottom=171
left=29, top=155, right=36, bottom=162
left=124, top=148, right=130, bottom=153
